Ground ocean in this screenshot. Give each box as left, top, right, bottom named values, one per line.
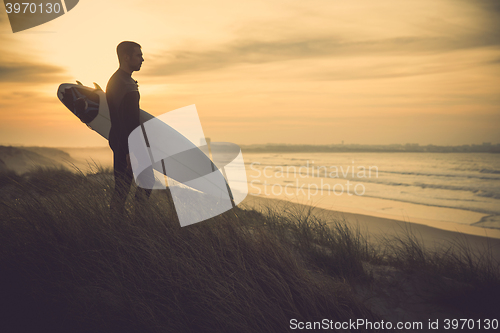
left=242, top=152, right=500, bottom=231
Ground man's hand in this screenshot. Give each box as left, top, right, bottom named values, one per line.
left=126, top=154, right=132, bottom=171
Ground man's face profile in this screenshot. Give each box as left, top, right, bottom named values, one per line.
left=127, top=47, right=144, bottom=72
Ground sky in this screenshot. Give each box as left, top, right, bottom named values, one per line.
left=0, top=0, right=499, bottom=147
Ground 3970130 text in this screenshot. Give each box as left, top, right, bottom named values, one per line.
left=4, top=2, right=62, bottom=14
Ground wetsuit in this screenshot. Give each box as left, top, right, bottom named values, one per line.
left=106, top=68, right=151, bottom=213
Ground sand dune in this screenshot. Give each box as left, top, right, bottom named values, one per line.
left=23, top=146, right=75, bottom=163
left=0, top=146, right=113, bottom=174
left=0, top=146, right=69, bottom=174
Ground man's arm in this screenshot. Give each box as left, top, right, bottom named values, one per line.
left=121, top=91, right=141, bottom=156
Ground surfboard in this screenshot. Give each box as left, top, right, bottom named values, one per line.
left=56, top=82, right=236, bottom=208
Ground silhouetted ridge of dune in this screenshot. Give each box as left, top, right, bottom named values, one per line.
left=0, top=159, right=8, bottom=174
left=23, top=146, right=74, bottom=162
left=0, top=146, right=68, bottom=174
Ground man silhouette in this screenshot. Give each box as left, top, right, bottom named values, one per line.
left=106, top=41, right=151, bottom=214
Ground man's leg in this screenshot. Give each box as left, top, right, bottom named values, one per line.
left=110, top=150, right=133, bottom=215
left=134, top=165, right=153, bottom=203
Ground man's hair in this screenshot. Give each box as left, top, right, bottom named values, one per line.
left=117, top=41, right=141, bottom=63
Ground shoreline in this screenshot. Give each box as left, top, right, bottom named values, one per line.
left=241, top=194, right=500, bottom=260
left=243, top=188, right=500, bottom=237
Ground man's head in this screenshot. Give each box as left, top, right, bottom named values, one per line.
left=117, top=41, right=143, bottom=73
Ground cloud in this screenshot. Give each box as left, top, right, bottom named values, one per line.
left=0, top=30, right=66, bottom=83
left=489, top=57, right=500, bottom=65
left=312, top=55, right=500, bottom=82
left=145, top=33, right=500, bottom=77
left=0, top=62, right=65, bottom=82
left=142, top=0, right=500, bottom=78
left=473, top=0, right=500, bottom=13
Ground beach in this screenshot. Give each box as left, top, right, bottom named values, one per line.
left=242, top=194, right=500, bottom=260
left=243, top=151, right=500, bottom=238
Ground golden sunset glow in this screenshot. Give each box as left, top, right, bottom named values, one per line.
left=1, top=0, right=499, bottom=146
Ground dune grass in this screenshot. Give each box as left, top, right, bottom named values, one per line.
left=0, top=167, right=499, bottom=332
left=379, top=225, right=500, bottom=318
left=0, top=168, right=380, bottom=333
